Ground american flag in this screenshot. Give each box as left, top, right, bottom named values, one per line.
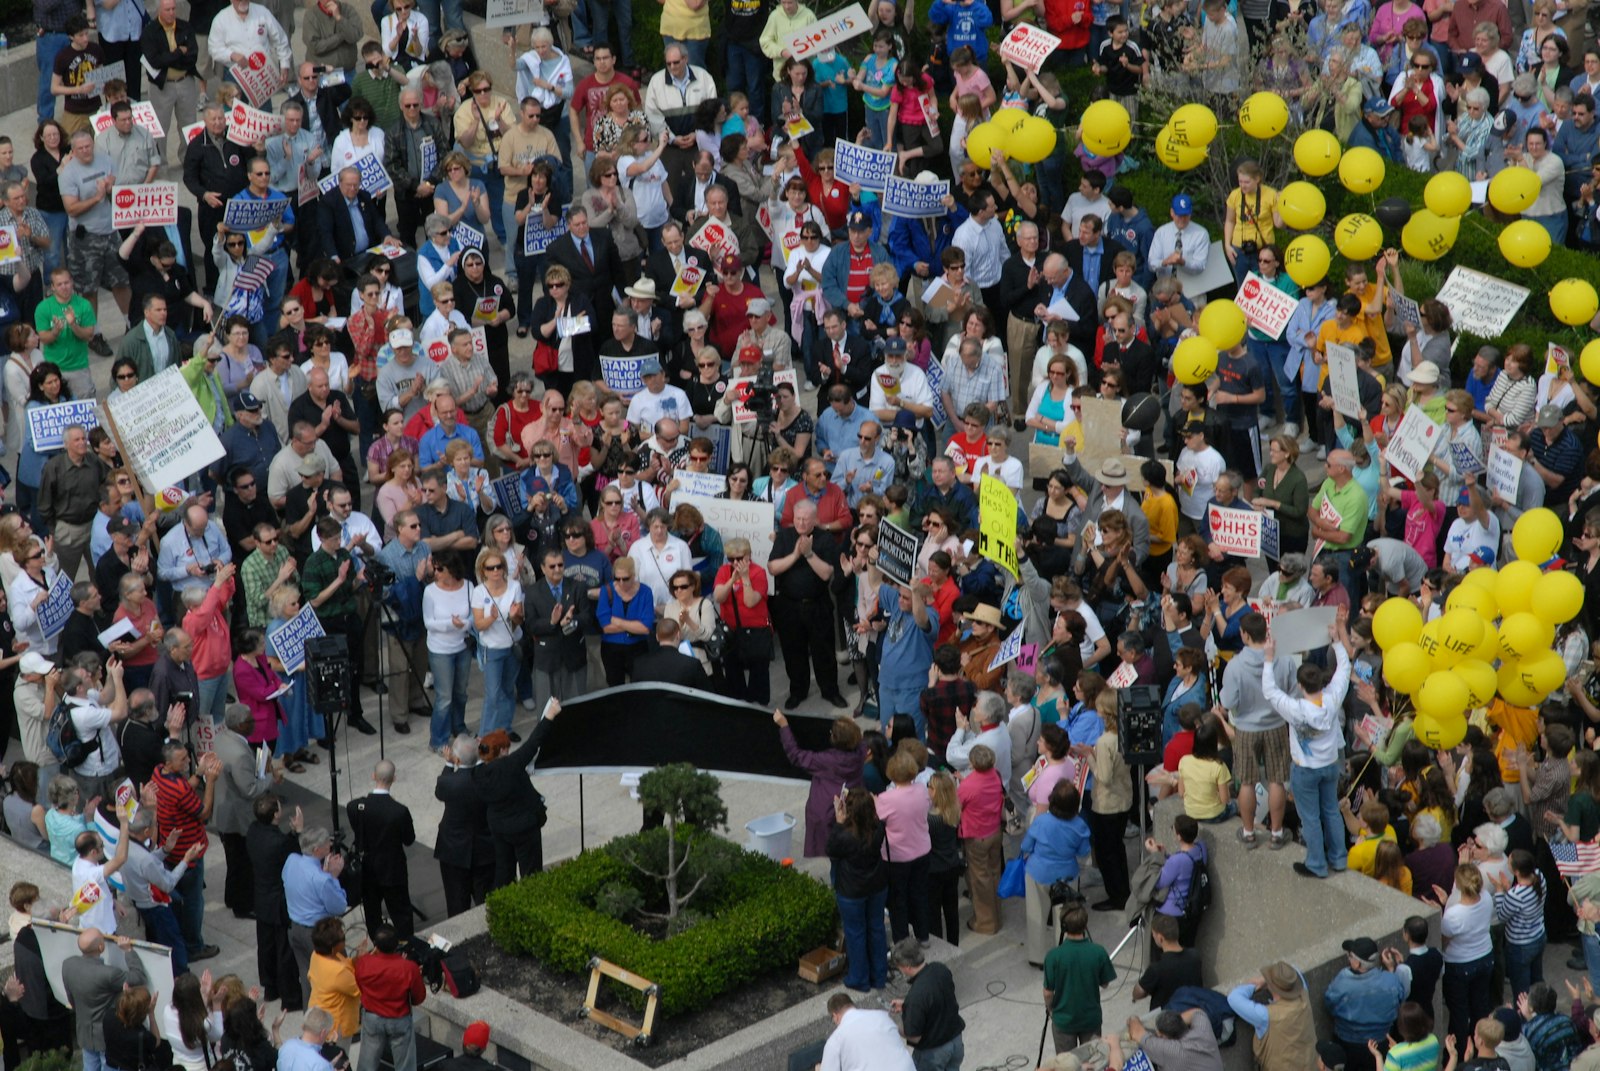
left=232, top=254, right=274, bottom=293
left=1551, top=839, right=1600, bottom=878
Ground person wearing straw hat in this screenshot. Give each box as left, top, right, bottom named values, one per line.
left=960, top=603, right=1006, bottom=692
left=623, top=277, right=678, bottom=353
left=1057, top=451, right=1152, bottom=567
left=1227, top=962, right=1318, bottom=1071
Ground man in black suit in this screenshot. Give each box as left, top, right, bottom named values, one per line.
left=547, top=204, right=625, bottom=349
left=525, top=547, right=588, bottom=710
left=1101, top=307, right=1161, bottom=397
left=669, top=151, right=741, bottom=230
left=434, top=736, right=495, bottom=917
left=1061, top=216, right=1128, bottom=306
left=631, top=620, right=707, bottom=688
left=646, top=221, right=714, bottom=336
left=319, top=165, right=401, bottom=265
left=246, top=794, right=304, bottom=1011
left=1032, top=252, right=1100, bottom=363
left=285, top=62, right=352, bottom=155
left=182, top=102, right=257, bottom=291
left=995, top=220, right=1047, bottom=414
left=347, top=760, right=417, bottom=939
left=811, top=308, right=873, bottom=410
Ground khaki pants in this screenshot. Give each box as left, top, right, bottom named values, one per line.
left=1006, top=314, right=1042, bottom=413
left=52, top=518, right=92, bottom=583
left=385, top=633, right=430, bottom=721
left=1025, top=873, right=1061, bottom=966
left=147, top=75, right=199, bottom=165
left=964, top=831, right=1004, bottom=934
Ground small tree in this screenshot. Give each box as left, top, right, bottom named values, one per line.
left=623, top=764, right=729, bottom=921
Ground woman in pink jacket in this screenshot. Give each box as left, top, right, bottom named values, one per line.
left=180, top=565, right=236, bottom=726
left=876, top=747, right=932, bottom=944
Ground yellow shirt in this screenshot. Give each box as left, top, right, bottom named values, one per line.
left=1177, top=755, right=1231, bottom=820
left=1488, top=699, right=1539, bottom=783
left=1142, top=488, right=1178, bottom=556
left=1347, top=825, right=1397, bottom=875
left=1348, top=281, right=1392, bottom=365
left=1227, top=184, right=1278, bottom=248
left=309, top=953, right=360, bottom=1038
left=660, top=0, right=711, bottom=40
left=1313, top=318, right=1370, bottom=389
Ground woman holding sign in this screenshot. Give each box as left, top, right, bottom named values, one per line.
left=16, top=362, right=71, bottom=530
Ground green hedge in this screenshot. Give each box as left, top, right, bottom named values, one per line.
left=486, top=831, right=837, bottom=1017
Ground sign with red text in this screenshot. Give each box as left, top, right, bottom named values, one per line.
left=671, top=262, right=704, bottom=298
left=229, top=53, right=284, bottom=109
left=1236, top=271, right=1295, bottom=340
left=727, top=369, right=798, bottom=424
left=786, top=3, right=870, bottom=61
left=1384, top=403, right=1442, bottom=482
left=90, top=102, right=165, bottom=139
left=1207, top=504, right=1263, bottom=557
left=999, top=23, right=1061, bottom=73
left=112, top=183, right=179, bottom=228
left=226, top=101, right=283, bottom=145
left=688, top=220, right=740, bottom=264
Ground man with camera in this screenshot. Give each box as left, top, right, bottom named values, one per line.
left=282, top=826, right=349, bottom=1006
left=158, top=502, right=233, bottom=597
left=302, top=515, right=377, bottom=736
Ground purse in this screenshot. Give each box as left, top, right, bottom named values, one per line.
left=998, top=855, right=1027, bottom=899
left=696, top=598, right=729, bottom=662
left=728, top=587, right=773, bottom=662
left=533, top=338, right=559, bottom=375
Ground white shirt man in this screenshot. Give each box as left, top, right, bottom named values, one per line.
left=820, top=997, right=915, bottom=1071
left=869, top=356, right=935, bottom=428
left=625, top=361, right=691, bottom=429
left=830, top=421, right=894, bottom=507
left=1176, top=426, right=1225, bottom=521
left=945, top=696, right=1013, bottom=774
left=208, top=0, right=293, bottom=76
left=1147, top=193, right=1212, bottom=278
left=950, top=191, right=1008, bottom=290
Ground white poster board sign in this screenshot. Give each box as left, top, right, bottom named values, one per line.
left=226, top=101, right=283, bottom=145
left=32, top=918, right=175, bottom=1025
left=102, top=368, right=227, bottom=494
left=999, top=23, right=1062, bottom=72
left=1207, top=505, right=1263, bottom=556
left=1269, top=606, right=1339, bottom=655
left=112, top=183, right=179, bottom=228
left=1434, top=266, right=1531, bottom=340
left=786, top=3, right=871, bottom=61
left=1236, top=271, right=1295, bottom=340
left=678, top=494, right=777, bottom=592
left=675, top=471, right=727, bottom=497
left=1383, top=404, right=1442, bottom=482
left=1326, top=341, right=1362, bottom=420
left=1177, top=241, right=1234, bottom=296
left=485, top=0, right=546, bottom=26
left=1488, top=447, right=1523, bottom=503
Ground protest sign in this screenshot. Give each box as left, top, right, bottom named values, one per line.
left=229, top=55, right=284, bottom=108
left=599, top=355, right=651, bottom=399
left=223, top=195, right=287, bottom=233
left=877, top=519, right=920, bottom=587
left=266, top=605, right=326, bottom=674
left=1545, top=342, right=1571, bottom=377
left=1236, top=271, right=1295, bottom=340
left=453, top=222, right=485, bottom=250
left=1435, top=266, right=1530, bottom=339
left=1308, top=498, right=1342, bottom=562
left=419, top=137, right=437, bottom=180
left=679, top=494, right=777, bottom=592
left=112, top=183, right=179, bottom=228
left=226, top=101, right=283, bottom=145
left=91, top=102, right=164, bottom=138
left=687, top=219, right=739, bottom=263
left=676, top=471, right=727, bottom=497
left=1270, top=606, right=1338, bottom=655
left=1107, top=662, right=1138, bottom=688
left=524, top=205, right=568, bottom=256
left=28, top=400, right=100, bottom=452
left=490, top=472, right=525, bottom=518
left=0, top=228, right=18, bottom=266
left=1261, top=514, right=1281, bottom=561
left=181, top=121, right=204, bottom=144
left=485, top=0, right=546, bottom=27
left=101, top=368, right=227, bottom=494
left=1384, top=404, right=1443, bottom=482
left=37, top=573, right=74, bottom=639
left=978, top=478, right=1020, bottom=578
left=786, top=3, right=871, bottom=61
left=672, top=262, right=705, bottom=299
left=1451, top=438, right=1485, bottom=477
left=883, top=175, right=950, bottom=218
left=317, top=152, right=392, bottom=197
left=986, top=627, right=1025, bottom=672
left=1077, top=395, right=1124, bottom=466
left=1390, top=292, right=1421, bottom=333
left=785, top=116, right=815, bottom=140
left=1326, top=342, right=1362, bottom=420
left=1487, top=447, right=1522, bottom=503
left=1177, top=241, right=1233, bottom=296
left=832, top=139, right=896, bottom=192
left=85, top=61, right=126, bottom=88
left=1016, top=643, right=1039, bottom=675
left=727, top=369, right=799, bottom=424
left=999, top=23, right=1061, bottom=72
left=297, top=165, right=320, bottom=205
left=926, top=355, right=949, bottom=427
left=1207, top=505, right=1263, bottom=556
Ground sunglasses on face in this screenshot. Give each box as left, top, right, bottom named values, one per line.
left=483, top=562, right=505, bottom=572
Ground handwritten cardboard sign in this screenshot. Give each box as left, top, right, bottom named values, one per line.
left=1326, top=341, right=1362, bottom=420
left=1384, top=403, right=1442, bottom=482
left=786, top=3, right=871, bottom=61
left=1434, top=266, right=1530, bottom=339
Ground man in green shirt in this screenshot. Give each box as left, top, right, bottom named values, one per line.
left=299, top=515, right=375, bottom=734
left=35, top=267, right=96, bottom=400
left=240, top=521, right=297, bottom=628
left=1042, top=904, right=1116, bottom=1056
left=1309, top=449, right=1370, bottom=598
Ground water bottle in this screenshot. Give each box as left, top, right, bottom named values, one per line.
left=0, top=34, right=10, bottom=51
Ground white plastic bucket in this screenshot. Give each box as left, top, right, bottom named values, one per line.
left=744, top=812, right=797, bottom=861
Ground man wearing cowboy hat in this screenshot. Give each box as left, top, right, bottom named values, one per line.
left=623, top=278, right=680, bottom=353
left=1228, top=962, right=1318, bottom=1071
left=960, top=603, right=1006, bottom=691
left=1057, top=448, right=1152, bottom=566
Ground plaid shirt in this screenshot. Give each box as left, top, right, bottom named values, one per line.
left=435, top=350, right=499, bottom=415
left=919, top=677, right=977, bottom=757
left=241, top=545, right=295, bottom=628
left=940, top=350, right=1008, bottom=417
left=347, top=307, right=385, bottom=384
left=0, top=207, right=47, bottom=276
left=302, top=547, right=356, bottom=621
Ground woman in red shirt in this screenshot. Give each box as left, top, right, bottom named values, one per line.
left=794, top=145, right=854, bottom=236
left=490, top=372, right=542, bottom=471
left=702, top=255, right=758, bottom=360
left=713, top=536, right=772, bottom=705
left=1390, top=47, right=1441, bottom=131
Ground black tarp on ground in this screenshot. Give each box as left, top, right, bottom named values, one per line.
left=530, top=684, right=837, bottom=781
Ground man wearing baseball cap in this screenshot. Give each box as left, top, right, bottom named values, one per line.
left=438, top=1022, right=495, bottom=1071
left=822, top=210, right=889, bottom=329
left=1529, top=401, right=1585, bottom=509
left=214, top=391, right=281, bottom=493
left=1148, top=192, right=1211, bottom=278
left=16, top=651, right=58, bottom=782
left=1325, top=937, right=1411, bottom=1070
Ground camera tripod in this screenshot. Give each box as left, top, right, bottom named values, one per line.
left=362, top=574, right=435, bottom=761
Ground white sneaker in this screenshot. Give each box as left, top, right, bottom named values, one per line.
left=521, top=697, right=536, bottom=710
left=1283, top=421, right=1299, bottom=438
left=1258, top=414, right=1273, bottom=432
left=1316, top=445, right=1328, bottom=460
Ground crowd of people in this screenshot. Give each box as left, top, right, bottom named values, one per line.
left=0, top=0, right=1594, bottom=1065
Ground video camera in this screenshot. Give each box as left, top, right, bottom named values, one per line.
left=746, top=344, right=778, bottom=430
left=1049, top=878, right=1087, bottom=908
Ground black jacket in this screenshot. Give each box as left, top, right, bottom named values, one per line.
left=668, top=172, right=742, bottom=226
left=1101, top=337, right=1161, bottom=397
left=318, top=186, right=391, bottom=263
left=383, top=112, right=445, bottom=199
left=546, top=229, right=624, bottom=332
left=183, top=134, right=255, bottom=216
left=1061, top=236, right=1129, bottom=290
left=525, top=579, right=588, bottom=672
left=811, top=332, right=874, bottom=403
left=286, top=84, right=352, bottom=148
left=826, top=822, right=888, bottom=898
left=646, top=245, right=713, bottom=302
left=139, top=18, right=200, bottom=89
left=246, top=822, right=299, bottom=922
left=471, top=715, right=556, bottom=836
left=1027, top=269, right=1100, bottom=359
left=995, top=252, right=1047, bottom=327
left=434, top=764, right=494, bottom=868
left=347, top=791, right=415, bottom=887
left=631, top=647, right=707, bottom=688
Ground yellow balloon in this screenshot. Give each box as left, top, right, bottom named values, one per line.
left=1497, top=661, right=1545, bottom=707
left=1199, top=299, right=1248, bottom=350
left=1525, top=650, right=1569, bottom=695
left=1338, top=146, right=1386, bottom=194
left=1582, top=340, right=1600, bottom=386
left=1425, top=172, right=1473, bottom=218
left=1414, top=713, right=1467, bottom=750
left=1238, top=92, right=1289, bottom=139
left=1495, top=559, right=1542, bottom=616
left=1488, top=166, right=1541, bottom=214
left=1466, top=620, right=1500, bottom=664
left=1445, top=582, right=1498, bottom=622
left=1401, top=210, right=1457, bottom=262
left=1550, top=278, right=1600, bottom=327
left=1284, top=234, right=1331, bottom=288
left=1334, top=214, right=1383, bottom=260
left=1438, top=608, right=1486, bottom=660
left=1416, top=670, right=1470, bottom=721
left=1512, top=507, right=1564, bottom=564
left=1008, top=115, right=1057, bottom=165
left=1461, top=566, right=1498, bottom=591
left=1417, top=616, right=1467, bottom=668
left=1500, top=611, right=1555, bottom=661
left=1154, top=126, right=1207, bottom=171
left=1373, top=597, right=1424, bottom=650
left=1278, top=182, right=1326, bottom=231
left=1294, top=129, right=1342, bottom=177
left=1171, top=336, right=1218, bottom=385
left=1498, top=219, right=1552, bottom=268
left=1453, top=659, right=1498, bottom=709
left=963, top=123, right=1005, bottom=167
left=1168, top=103, right=1218, bottom=146
left=1533, top=569, right=1584, bottom=624
left=1384, top=642, right=1433, bottom=694
left=994, top=107, right=1031, bottom=136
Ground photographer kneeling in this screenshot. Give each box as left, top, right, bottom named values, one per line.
left=1020, top=781, right=1092, bottom=967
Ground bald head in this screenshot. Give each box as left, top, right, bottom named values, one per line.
left=374, top=760, right=396, bottom=787
left=78, top=928, right=105, bottom=955
left=1327, top=449, right=1355, bottom=476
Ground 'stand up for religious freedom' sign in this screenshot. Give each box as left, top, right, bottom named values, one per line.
left=524, top=205, right=568, bottom=256
left=266, top=605, right=326, bottom=674
left=37, top=573, right=74, bottom=639
left=28, top=400, right=100, bottom=452
left=222, top=196, right=288, bottom=233
left=883, top=176, right=950, bottom=218
left=317, top=153, right=393, bottom=198
left=832, top=139, right=896, bottom=192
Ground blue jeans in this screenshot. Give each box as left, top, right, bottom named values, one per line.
left=1250, top=336, right=1293, bottom=423
left=1531, top=210, right=1568, bottom=246
left=138, top=902, right=188, bottom=975
left=41, top=209, right=67, bottom=273
left=479, top=645, right=518, bottom=735
left=82, top=1047, right=108, bottom=1071
left=573, top=0, right=635, bottom=64
left=429, top=647, right=472, bottom=748
left=724, top=42, right=769, bottom=125
left=663, top=36, right=709, bottom=68
left=879, top=682, right=923, bottom=735
left=865, top=108, right=890, bottom=149
left=263, top=247, right=289, bottom=335
left=836, top=886, right=888, bottom=989
left=1503, top=935, right=1544, bottom=999
left=913, top=1038, right=965, bottom=1071
left=173, top=857, right=206, bottom=955
left=1583, top=931, right=1600, bottom=994
left=472, top=163, right=507, bottom=245
left=198, top=672, right=230, bottom=725
left=1289, top=761, right=1345, bottom=876
left=357, top=1011, right=416, bottom=1071
left=36, top=33, right=68, bottom=122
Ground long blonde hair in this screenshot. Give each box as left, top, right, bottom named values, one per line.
left=928, top=770, right=961, bottom=828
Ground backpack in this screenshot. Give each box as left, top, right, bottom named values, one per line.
left=441, top=948, right=480, bottom=998
left=1184, top=845, right=1212, bottom=918
left=402, top=939, right=445, bottom=990
left=47, top=699, right=99, bottom=770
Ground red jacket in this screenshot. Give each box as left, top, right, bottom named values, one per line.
left=1045, top=0, right=1091, bottom=48
left=354, top=952, right=426, bottom=1019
